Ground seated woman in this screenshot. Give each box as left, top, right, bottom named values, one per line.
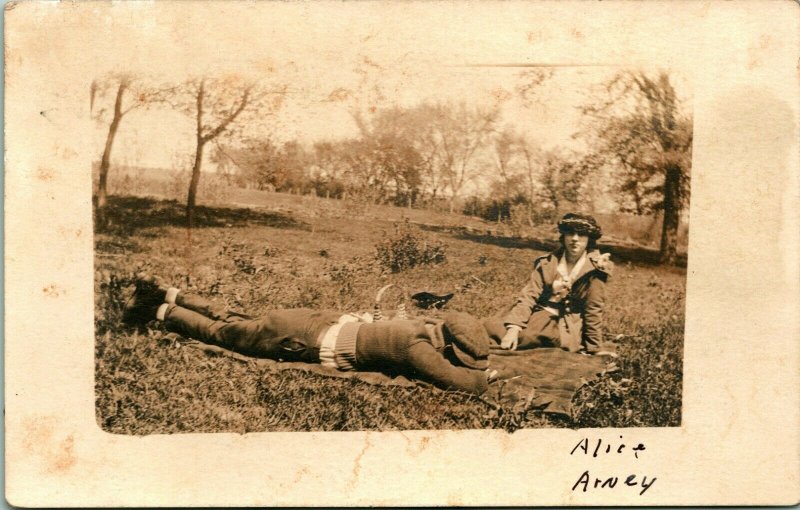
left=484, top=213, right=613, bottom=353
left=123, top=277, right=492, bottom=395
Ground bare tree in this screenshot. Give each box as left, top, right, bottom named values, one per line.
left=336, top=138, right=379, bottom=201
left=398, top=104, right=447, bottom=204
left=537, top=148, right=589, bottom=219
left=423, top=102, right=499, bottom=213
left=91, top=74, right=157, bottom=227
left=209, top=142, right=240, bottom=187
left=490, top=127, right=523, bottom=200
left=579, top=70, right=692, bottom=264
left=310, top=141, right=349, bottom=198
left=168, top=77, right=286, bottom=227
left=516, top=135, right=545, bottom=225
left=350, top=107, right=426, bottom=206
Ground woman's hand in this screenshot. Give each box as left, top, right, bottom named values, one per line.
left=500, top=327, right=520, bottom=350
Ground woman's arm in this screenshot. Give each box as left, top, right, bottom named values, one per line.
left=503, top=265, right=546, bottom=328
left=582, top=275, right=607, bottom=352
left=406, top=342, right=488, bottom=395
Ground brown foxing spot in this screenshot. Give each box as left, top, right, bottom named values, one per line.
left=42, top=284, right=63, bottom=297
left=59, top=146, right=78, bottom=159
left=527, top=30, right=545, bottom=43
left=36, top=167, right=54, bottom=181
left=348, top=434, right=373, bottom=489
left=447, top=494, right=464, bottom=506
left=491, top=87, right=512, bottom=103
left=326, top=87, right=351, bottom=102
left=747, top=34, right=773, bottom=70
left=290, top=466, right=310, bottom=487
left=21, top=416, right=77, bottom=474
left=50, top=434, right=77, bottom=473
left=403, top=433, right=432, bottom=457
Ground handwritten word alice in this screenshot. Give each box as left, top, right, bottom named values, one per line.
left=570, top=436, right=656, bottom=496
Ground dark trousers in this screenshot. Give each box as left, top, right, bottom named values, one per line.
left=163, top=293, right=336, bottom=363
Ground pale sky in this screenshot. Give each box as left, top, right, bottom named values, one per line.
left=98, top=66, right=689, bottom=172
left=86, top=2, right=691, bottom=174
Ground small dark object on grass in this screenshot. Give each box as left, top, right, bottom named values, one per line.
left=319, top=249, right=329, bottom=258
left=411, top=291, right=454, bottom=310
left=478, top=255, right=488, bottom=265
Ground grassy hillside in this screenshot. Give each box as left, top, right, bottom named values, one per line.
left=95, top=195, right=685, bottom=433
left=96, top=164, right=689, bottom=250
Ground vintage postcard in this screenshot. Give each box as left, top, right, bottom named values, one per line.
left=4, top=0, right=799, bottom=506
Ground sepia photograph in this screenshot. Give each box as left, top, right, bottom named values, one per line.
left=5, top=1, right=798, bottom=506
left=92, top=62, right=691, bottom=433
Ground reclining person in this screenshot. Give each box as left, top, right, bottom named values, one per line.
left=124, top=276, right=492, bottom=395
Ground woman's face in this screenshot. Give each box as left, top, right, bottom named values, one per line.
left=563, top=231, right=589, bottom=259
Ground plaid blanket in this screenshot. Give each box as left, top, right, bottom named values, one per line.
left=484, top=346, right=616, bottom=415
left=165, top=333, right=616, bottom=417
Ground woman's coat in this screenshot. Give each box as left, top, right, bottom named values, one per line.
left=503, top=249, right=613, bottom=352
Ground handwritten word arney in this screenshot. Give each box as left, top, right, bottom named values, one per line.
left=570, top=436, right=656, bottom=496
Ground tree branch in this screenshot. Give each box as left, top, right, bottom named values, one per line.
left=201, top=85, right=252, bottom=143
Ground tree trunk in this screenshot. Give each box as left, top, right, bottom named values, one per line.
left=187, top=138, right=205, bottom=229
left=659, top=164, right=681, bottom=265
left=96, top=81, right=128, bottom=229
left=552, top=195, right=560, bottom=220
left=527, top=179, right=536, bottom=226
left=187, top=79, right=206, bottom=230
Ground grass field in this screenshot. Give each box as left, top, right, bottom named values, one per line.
left=96, top=164, right=690, bottom=250
left=95, top=194, right=685, bottom=433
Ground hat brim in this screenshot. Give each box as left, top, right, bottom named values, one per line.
left=451, top=343, right=489, bottom=370
left=558, top=226, right=602, bottom=240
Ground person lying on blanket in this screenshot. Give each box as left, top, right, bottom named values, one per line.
left=484, top=213, right=614, bottom=353
left=123, top=276, right=492, bottom=395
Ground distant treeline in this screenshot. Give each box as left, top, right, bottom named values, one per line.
left=93, top=70, right=691, bottom=263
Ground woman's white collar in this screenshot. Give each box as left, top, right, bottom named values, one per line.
left=557, top=251, right=587, bottom=284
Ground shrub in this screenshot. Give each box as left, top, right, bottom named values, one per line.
left=374, top=220, right=446, bottom=273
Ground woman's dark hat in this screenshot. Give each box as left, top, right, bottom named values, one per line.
left=411, top=291, right=454, bottom=310
left=441, top=311, right=490, bottom=370
left=557, top=213, right=602, bottom=240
